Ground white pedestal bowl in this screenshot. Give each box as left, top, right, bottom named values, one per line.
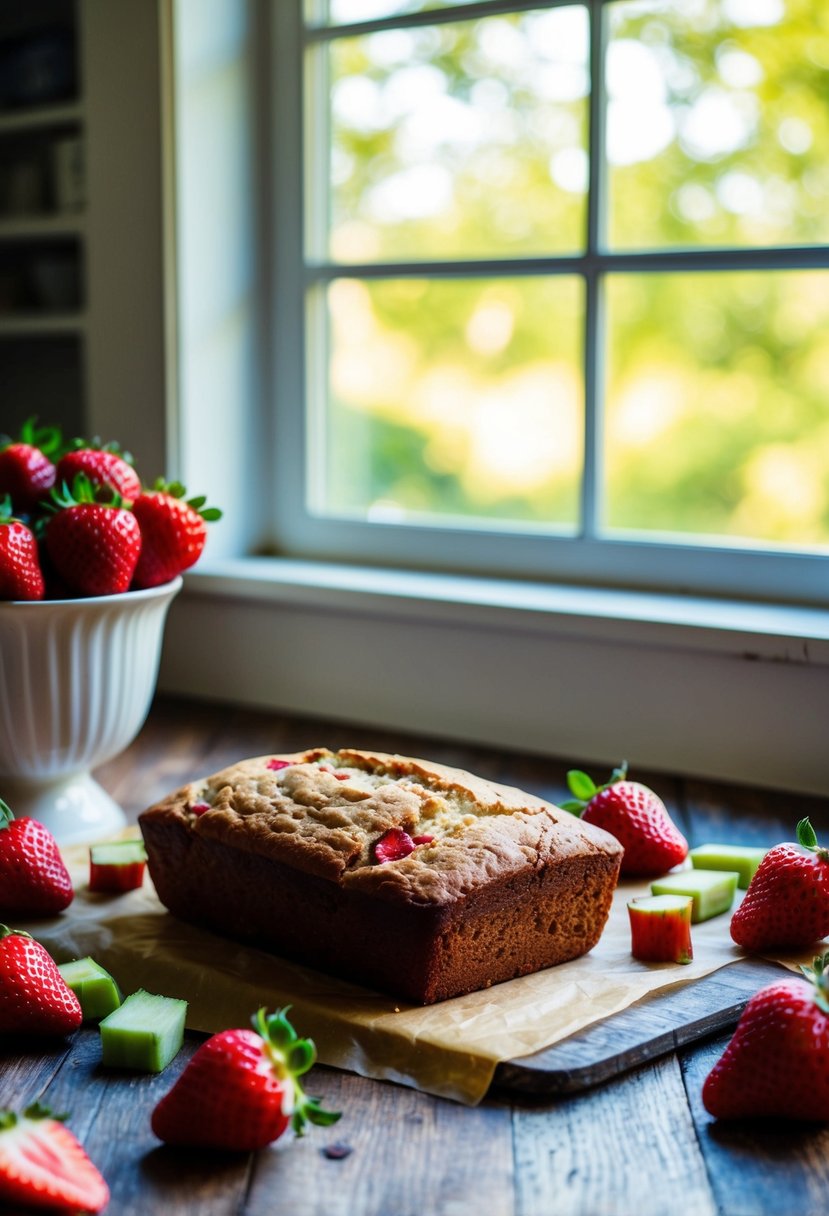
left=0, top=577, right=182, bottom=844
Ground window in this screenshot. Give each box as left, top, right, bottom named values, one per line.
left=270, top=0, right=829, bottom=603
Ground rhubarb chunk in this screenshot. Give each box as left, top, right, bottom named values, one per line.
left=58, top=957, right=121, bottom=1022
left=89, top=840, right=147, bottom=893
left=689, top=843, right=767, bottom=890
left=628, top=894, right=694, bottom=964
left=651, top=869, right=739, bottom=923
left=99, top=989, right=187, bottom=1073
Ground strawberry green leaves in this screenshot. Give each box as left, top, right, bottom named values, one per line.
left=561, top=763, right=629, bottom=814
left=254, top=1007, right=341, bottom=1137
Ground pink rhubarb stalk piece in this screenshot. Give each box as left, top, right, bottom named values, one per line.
left=628, top=894, right=694, bottom=964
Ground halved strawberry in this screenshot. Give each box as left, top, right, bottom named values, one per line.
left=0, top=1103, right=109, bottom=1213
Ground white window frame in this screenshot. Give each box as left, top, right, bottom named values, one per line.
left=268, top=0, right=829, bottom=606
left=158, top=0, right=829, bottom=798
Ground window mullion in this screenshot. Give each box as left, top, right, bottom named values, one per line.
left=581, top=0, right=607, bottom=542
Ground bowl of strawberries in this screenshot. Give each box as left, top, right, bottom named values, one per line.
left=0, top=419, right=220, bottom=844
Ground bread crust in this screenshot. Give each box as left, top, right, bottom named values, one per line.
left=139, top=748, right=623, bottom=1003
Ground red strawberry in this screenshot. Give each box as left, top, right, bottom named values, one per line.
left=0, top=500, right=45, bottom=600
left=0, top=926, right=82, bottom=1035
left=0, top=418, right=61, bottom=513
left=151, top=1006, right=340, bottom=1150
left=131, top=481, right=221, bottom=589
left=57, top=441, right=141, bottom=503
left=374, top=827, right=416, bottom=863
left=46, top=475, right=142, bottom=597
left=0, top=800, right=73, bottom=916
left=0, top=1103, right=109, bottom=1213
left=730, top=818, right=829, bottom=952
left=562, top=763, right=687, bottom=877
left=702, top=952, right=829, bottom=1121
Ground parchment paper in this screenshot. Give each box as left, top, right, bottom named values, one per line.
left=19, top=839, right=799, bottom=1105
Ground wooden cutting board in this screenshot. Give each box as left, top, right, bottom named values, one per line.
left=495, top=957, right=786, bottom=1096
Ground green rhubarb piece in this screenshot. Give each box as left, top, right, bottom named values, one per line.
left=689, top=843, right=767, bottom=889
left=58, top=957, right=122, bottom=1022
left=89, top=840, right=147, bottom=866
left=99, top=989, right=187, bottom=1073
left=651, top=869, right=739, bottom=923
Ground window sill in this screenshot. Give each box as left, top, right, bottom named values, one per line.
left=182, top=557, right=829, bottom=663
left=158, top=556, right=829, bottom=795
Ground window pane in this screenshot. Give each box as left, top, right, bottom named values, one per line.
left=311, top=1, right=515, bottom=27
left=606, top=0, right=829, bottom=249
left=321, top=8, right=588, bottom=262
left=317, top=276, right=584, bottom=528
left=604, top=270, right=829, bottom=546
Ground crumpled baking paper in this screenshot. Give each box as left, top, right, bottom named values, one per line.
left=18, top=839, right=796, bottom=1105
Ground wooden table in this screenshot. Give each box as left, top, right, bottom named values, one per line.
left=3, top=696, right=828, bottom=1216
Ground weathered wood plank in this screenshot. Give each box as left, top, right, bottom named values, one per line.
left=681, top=1033, right=829, bottom=1216
left=513, top=1054, right=716, bottom=1216
left=245, top=1069, right=515, bottom=1216
left=0, top=1037, right=73, bottom=1110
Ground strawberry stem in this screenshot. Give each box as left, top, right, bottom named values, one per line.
left=252, top=1007, right=341, bottom=1137
left=800, top=952, right=829, bottom=1015
left=0, top=415, right=64, bottom=457
left=796, top=817, right=829, bottom=862
left=0, top=1104, right=69, bottom=1132
left=0, top=925, right=31, bottom=941
left=47, top=473, right=127, bottom=513
left=561, top=761, right=629, bottom=815
left=148, top=478, right=222, bottom=522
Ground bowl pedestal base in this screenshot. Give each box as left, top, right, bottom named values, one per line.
left=0, top=772, right=127, bottom=845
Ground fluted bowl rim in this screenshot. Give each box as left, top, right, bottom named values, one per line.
left=0, top=576, right=183, bottom=615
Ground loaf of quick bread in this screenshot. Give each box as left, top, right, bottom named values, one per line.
left=139, top=748, right=624, bottom=1004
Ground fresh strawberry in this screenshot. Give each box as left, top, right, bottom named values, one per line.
left=730, top=818, right=829, bottom=952
left=130, top=480, right=221, bottom=589
left=57, top=440, right=141, bottom=503
left=45, top=475, right=142, bottom=597
left=562, top=763, right=687, bottom=877
left=0, top=498, right=45, bottom=600
left=0, top=800, right=73, bottom=916
left=151, top=1006, right=340, bottom=1150
left=0, top=1102, right=109, bottom=1213
left=0, top=926, right=82, bottom=1035
left=0, top=418, right=61, bottom=513
left=702, top=951, right=829, bottom=1121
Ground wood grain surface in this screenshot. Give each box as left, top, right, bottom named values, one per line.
left=1, top=695, right=826, bottom=1216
